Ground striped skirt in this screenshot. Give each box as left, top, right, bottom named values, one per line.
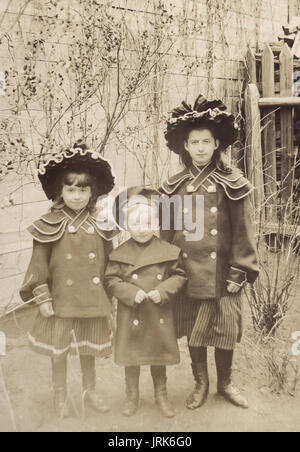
left=28, top=313, right=112, bottom=359
left=174, top=293, right=243, bottom=350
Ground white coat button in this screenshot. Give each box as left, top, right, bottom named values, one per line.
left=157, top=274, right=163, bottom=281
left=210, top=207, right=218, bottom=213
left=207, top=185, right=216, bottom=193
left=133, top=319, right=139, bottom=326
left=132, top=274, right=138, bottom=280
left=210, top=252, right=217, bottom=260
left=92, top=277, right=100, bottom=285
left=187, top=185, right=195, bottom=193
left=210, top=229, right=218, bottom=236
left=66, top=279, right=73, bottom=286
left=89, top=252, right=96, bottom=260
left=87, top=226, right=95, bottom=234
left=68, top=225, right=76, bottom=233
left=66, top=253, right=72, bottom=260
left=160, top=318, right=165, bottom=324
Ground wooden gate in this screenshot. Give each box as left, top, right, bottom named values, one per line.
left=244, top=43, right=300, bottom=233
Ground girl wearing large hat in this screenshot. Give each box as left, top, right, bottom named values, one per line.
left=160, top=95, right=259, bottom=410
left=20, top=141, right=117, bottom=418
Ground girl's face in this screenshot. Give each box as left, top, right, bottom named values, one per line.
left=126, top=205, right=159, bottom=244
left=184, top=128, right=220, bottom=167
left=62, top=172, right=92, bottom=211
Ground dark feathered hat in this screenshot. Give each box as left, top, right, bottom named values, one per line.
left=165, top=94, right=239, bottom=155
left=38, top=141, right=115, bottom=200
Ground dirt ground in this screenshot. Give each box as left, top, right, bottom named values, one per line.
left=0, top=294, right=300, bottom=433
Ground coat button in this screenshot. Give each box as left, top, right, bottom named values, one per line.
left=207, top=185, right=216, bottom=193
left=89, top=252, right=96, bottom=260
left=66, top=253, right=72, bottom=260
left=210, top=207, right=218, bottom=213
left=210, top=252, right=217, bottom=260
left=132, top=274, right=138, bottom=280
left=87, top=226, right=95, bottom=234
left=68, top=225, right=76, bottom=233
left=210, top=229, right=218, bottom=236
left=133, top=319, right=139, bottom=326
left=66, top=279, right=73, bottom=286
left=92, top=277, right=100, bottom=285
left=187, top=185, right=195, bottom=193
left=183, top=252, right=188, bottom=259
left=157, top=274, right=163, bottom=281
left=160, top=318, right=165, bottom=324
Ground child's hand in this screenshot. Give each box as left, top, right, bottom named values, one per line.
left=135, top=290, right=148, bottom=305
left=148, top=290, right=161, bottom=304
left=227, top=282, right=242, bottom=294
left=39, top=302, right=55, bottom=318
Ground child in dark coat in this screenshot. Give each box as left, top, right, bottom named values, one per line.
left=105, top=187, right=187, bottom=418
left=20, top=142, right=117, bottom=418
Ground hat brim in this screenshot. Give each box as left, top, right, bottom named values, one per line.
left=38, top=149, right=115, bottom=200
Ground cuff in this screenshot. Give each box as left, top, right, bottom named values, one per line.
left=32, top=284, right=52, bottom=305
left=226, top=266, right=247, bottom=287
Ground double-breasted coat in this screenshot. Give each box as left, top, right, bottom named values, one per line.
left=20, top=205, right=115, bottom=318
left=160, top=160, right=259, bottom=300
left=104, top=236, right=187, bottom=366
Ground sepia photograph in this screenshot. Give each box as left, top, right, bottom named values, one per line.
left=0, top=0, right=299, bottom=436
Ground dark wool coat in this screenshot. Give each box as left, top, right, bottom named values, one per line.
left=104, top=236, right=187, bottom=366
left=160, top=161, right=259, bottom=300
left=20, top=205, right=116, bottom=318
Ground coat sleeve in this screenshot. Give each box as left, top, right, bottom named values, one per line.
left=104, top=260, right=140, bottom=308
left=227, top=194, right=259, bottom=286
left=155, top=254, right=187, bottom=305
left=19, top=240, right=52, bottom=304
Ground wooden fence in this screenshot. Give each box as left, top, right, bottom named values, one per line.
left=245, top=43, right=300, bottom=232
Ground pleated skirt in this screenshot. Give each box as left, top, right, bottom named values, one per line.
left=174, top=293, right=243, bottom=350
left=28, top=313, right=112, bottom=359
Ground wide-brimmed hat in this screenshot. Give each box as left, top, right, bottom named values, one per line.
left=113, top=186, right=161, bottom=230
left=165, top=94, right=239, bottom=155
left=38, top=142, right=115, bottom=200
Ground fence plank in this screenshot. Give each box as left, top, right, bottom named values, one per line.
left=261, top=44, right=277, bottom=221
left=245, top=84, right=265, bottom=226
left=246, top=47, right=257, bottom=84
left=279, top=43, right=294, bottom=204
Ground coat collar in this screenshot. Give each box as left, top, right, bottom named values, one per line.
left=109, top=236, right=180, bottom=271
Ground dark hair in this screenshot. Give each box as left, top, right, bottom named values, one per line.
left=53, top=167, right=98, bottom=213
left=180, top=121, right=231, bottom=171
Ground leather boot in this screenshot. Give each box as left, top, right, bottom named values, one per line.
left=81, top=355, right=110, bottom=413
left=52, top=357, right=69, bottom=419
left=151, top=366, right=175, bottom=418
left=215, top=348, right=248, bottom=409
left=186, top=362, right=209, bottom=410
left=122, top=366, right=140, bottom=416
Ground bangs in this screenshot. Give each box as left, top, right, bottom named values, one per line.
left=62, top=171, right=95, bottom=187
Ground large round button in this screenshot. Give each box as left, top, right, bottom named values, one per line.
left=133, top=319, right=139, bottom=326
left=89, top=252, right=96, bottom=260
left=68, top=225, right=76, bottom=233
left=87, top=226, right=95, bottom=234
left=210, top=252, right=217, bottom=260
left=210, top=229, right=218, bottom=236
left=207, top=185, right=216, bottom=193
left=132, top=274, right=138, bottom=280
left=157, top=274, right=163, bottom=281
left=66, top=253, right=72, bottom=260
left=92, top=277, right=100, bottom=285
left=210, top=207, right=218, bottom=213
left=187, top=185, right=195, bottom=193
left=66, top=279, right=73, bottom=286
